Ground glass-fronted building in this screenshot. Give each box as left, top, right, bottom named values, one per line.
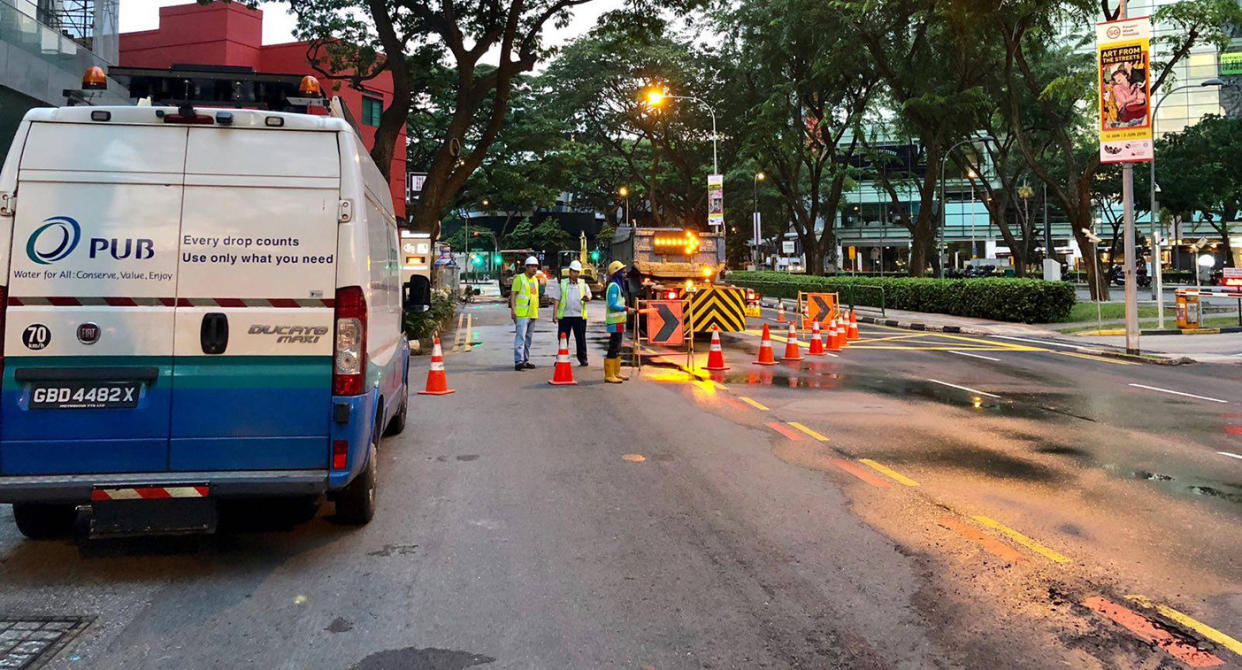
left=1, top=0, right=129, bottom=152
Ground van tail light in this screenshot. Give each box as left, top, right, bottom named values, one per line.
left=665, top=290, right=678, bottom=300
left=332, top=440, right=348, bottom=470
left=333, top=286, right=367, bottom=395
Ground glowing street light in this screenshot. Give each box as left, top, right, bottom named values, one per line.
left=643, top=86, right=718, bottom=174
left=618, top=187, right=630, bottom=225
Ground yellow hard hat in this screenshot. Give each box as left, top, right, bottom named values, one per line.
left=608, top=260, right=625, bottom=275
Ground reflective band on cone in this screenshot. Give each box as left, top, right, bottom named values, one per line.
left=808, top=320, right=825, bottom=356
left=783, top=322, right=803, bottom=361
left=755, top=323, right=777, bottom=366
left=419, top=337, right=456, bottom=395
left=549, top=335, right=578, bottom=385
left=705, top=325, right=729, bottom=370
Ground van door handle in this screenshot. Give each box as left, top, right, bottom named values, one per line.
left=200, top=313, right=229, bottom=354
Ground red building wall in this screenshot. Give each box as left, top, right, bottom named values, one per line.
left=119, top=3, right=407, bottom=218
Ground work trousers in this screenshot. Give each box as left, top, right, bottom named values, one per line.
left=514, top=317, right=536, bottom=364
left=556, top=316, right=588, bottom=364
left=606, top=331, right=623, bottom=359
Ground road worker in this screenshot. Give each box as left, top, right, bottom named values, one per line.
left=510, top=256, right=540, bottom=371
left=553, top=260, right=592, bottom=367
left=604, top=260, right=636, bottom=383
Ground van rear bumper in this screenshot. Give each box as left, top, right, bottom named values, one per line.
left=0, top=470, right=328, bottom=504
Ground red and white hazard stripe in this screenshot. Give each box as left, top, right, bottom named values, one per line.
left=91, top=486, right=210, bottom=502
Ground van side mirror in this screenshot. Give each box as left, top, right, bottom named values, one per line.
left=403, top=276, right=432, bottom=314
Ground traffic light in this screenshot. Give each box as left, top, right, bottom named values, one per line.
left=590, top=250, right=600, bottom=261
left=493, top=253, right=502, bottom=264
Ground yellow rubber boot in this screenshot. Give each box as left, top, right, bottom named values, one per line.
left=604, top=358, right=623, bottom=383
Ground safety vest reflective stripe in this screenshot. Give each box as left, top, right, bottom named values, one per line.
left=513, top=274, right=539, bottom=318
left=605, top=282, right=626, bottom=324
left=556, top=279, right=588, bottom=319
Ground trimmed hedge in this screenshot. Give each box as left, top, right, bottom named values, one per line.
left=728, top=271, right=1076, bottom=323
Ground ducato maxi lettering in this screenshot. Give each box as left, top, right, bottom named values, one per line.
left=248, top=324, right=329, bottom=344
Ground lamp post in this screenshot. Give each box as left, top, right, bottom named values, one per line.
left=967, top=169, right=978, bottom=261
left=939, top=136, right=995, bottom=277
left=645, top=88, right=719, bottom=175
left=753, top=172, right=765, bottom=268
left=1149, top=78, right=1226, bottom=330
left=618, top=187, right=629, bottom=226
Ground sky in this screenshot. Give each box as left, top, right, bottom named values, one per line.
left=118, top=0, right=621, bottom=49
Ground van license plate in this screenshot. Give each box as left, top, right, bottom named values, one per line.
left=30, top=382, right=140, bottom=410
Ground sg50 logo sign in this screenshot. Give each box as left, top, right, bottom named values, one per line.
left=26, top=216, right=154, bottom=265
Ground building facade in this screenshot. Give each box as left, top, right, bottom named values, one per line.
left=117, top=2, right=407, bottom=216
left=1, top=0, right=129, bottom=152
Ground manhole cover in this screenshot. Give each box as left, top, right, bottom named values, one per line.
left=0, top=617, right=90, bottom=669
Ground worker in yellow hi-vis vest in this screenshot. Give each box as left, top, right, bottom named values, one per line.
left=510, top=256, right=541, bottom=371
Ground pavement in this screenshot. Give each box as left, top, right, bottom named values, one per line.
left=1, top=299, right=1242, bottom=668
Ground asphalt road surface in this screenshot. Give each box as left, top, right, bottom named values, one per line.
left=1, top=299, right=1241, bottom=669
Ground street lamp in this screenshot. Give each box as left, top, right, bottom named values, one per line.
left=939, top=136, right=996, bottom=277
left=966, top=169, right=978, bottom=261
left=645, top=87, right=719, bottom=175
left=618, top=187, right=629, bottom=226
left=753, top=172, right=765, bottom=268
left=1149, top=78, right=1226, bottom=329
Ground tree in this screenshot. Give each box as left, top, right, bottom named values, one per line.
left=837, top=0, right=995, bottom=275
left=995, top=0, right=1242, bottom=297
left=720, top=0, right=877, bottom=275
left=1155, top=115, right=1242, bottom=266
left=543, top=12, right=718, bottom=228
left=290, top=0, right=660, bottom=234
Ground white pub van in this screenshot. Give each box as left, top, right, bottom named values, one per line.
left=0, top=103, right=431, bottom=538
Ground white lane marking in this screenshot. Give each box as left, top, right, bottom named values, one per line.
left=995, top=335, right=1088, bottom=351
left=1218, top=451, right=1242, bottom=460
left=1128, top=383, right=1228, bottom=404
left=948, top=350, right=1001, bottom=362
left=927, top=378, right=1001, bottom=398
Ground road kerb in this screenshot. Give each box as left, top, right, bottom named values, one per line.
left=1125, top=595, right=1242, bottom=658
left=970, top=515, right=1071, bottom=564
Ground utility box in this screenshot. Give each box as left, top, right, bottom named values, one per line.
left=1176, top=291, right=1200, bottom=329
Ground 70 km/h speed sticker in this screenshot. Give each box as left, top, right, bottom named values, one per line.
left=21, top=324, right=50, bottom=350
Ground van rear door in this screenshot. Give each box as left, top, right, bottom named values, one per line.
left=1, top=123, right=185, bottom=475
left=169, top=127, right=340, bottom=471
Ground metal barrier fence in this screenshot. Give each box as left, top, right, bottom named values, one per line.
left=730, top=279, right=886, bottom=317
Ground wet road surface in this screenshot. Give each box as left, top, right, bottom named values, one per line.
left=0, top=300, right=1240, bottom=668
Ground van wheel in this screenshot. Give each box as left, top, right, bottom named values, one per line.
left=385, top=393, right=408, bottom=436
left=12, top=503, right=77, bottom=540
left=335, top=435, right=378, bottom=526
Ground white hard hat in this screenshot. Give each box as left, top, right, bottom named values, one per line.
left=524, top=256, right=539, bottom=266
left=568, top=260, right=583, bottom=272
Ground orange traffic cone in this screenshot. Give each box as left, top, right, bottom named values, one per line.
left=782, top=322, right=803, bottom=361
left=705, top=326, right=729, bottom=371
left=848, top=309, right=860, bottom=341
left=827, top=317, right=841, bottom=352
left=808, top=320, right=825, bottom=356
left=418, top=337, right=455, bottom=395
left=548, top=335, right=578, bottom=385
left=755, top=323, right=777, bottom=366
left=776, top=302, right=787, bottom=324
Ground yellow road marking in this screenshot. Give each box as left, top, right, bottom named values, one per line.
left=1125, top=595, right=1242, bottom=657
left=739, top=396, right=769, bottom=411
left=859, top=459, right=919, bottom=486
left=1056, top=351, right=1138, bottom=366
left=787, top=422, right=829, bottom=442
left=621, top=454, right=646, bottom=462
left=971, top=515, right=1071, bottom=564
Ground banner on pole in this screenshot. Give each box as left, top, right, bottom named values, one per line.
left=708, top=174, right=724, bottom=227
left=1097, top=17, right=1153, bottom=163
